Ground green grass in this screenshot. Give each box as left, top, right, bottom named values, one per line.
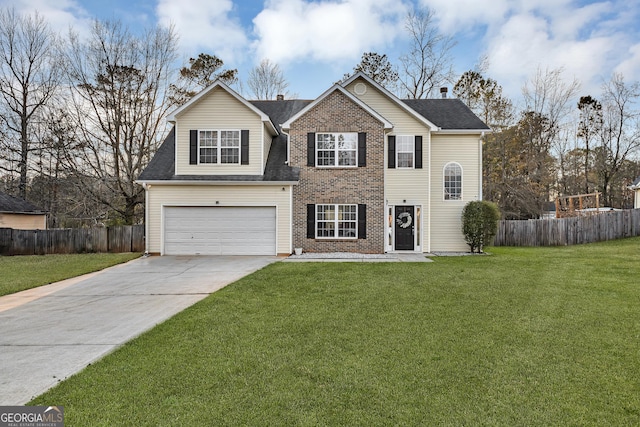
left=0, top=253, right=141, bottom=296
left=31, top=239, right=640, bottom=425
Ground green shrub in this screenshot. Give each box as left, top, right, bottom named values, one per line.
left=462, top=200, right=501, bottom=253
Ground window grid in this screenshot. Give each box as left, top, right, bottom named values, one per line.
left=444, top=162, right=463, bottom=200
left=316, top=133, right=357, bottom=167
left=316, top=204, right=357, bottom=239
left=396, top=135, right=414, bottom=168
left=199, top=130, right=218, bottom=164
left=220, top=130, right=240, bottom=164
left=199, top=130, right=240, bottom=164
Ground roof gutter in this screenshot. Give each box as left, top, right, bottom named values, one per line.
left=433, top=129, right=492, bottom=135
left=136, top=180, right=299, bottom=186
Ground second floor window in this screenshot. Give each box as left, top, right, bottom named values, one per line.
left=316, top=133, right=357, bottom=167
left=396, top=135, right=415, bottom=168
left=199, top=130, right=240, bottom=164
left=444, top=162, right=462, bottom=200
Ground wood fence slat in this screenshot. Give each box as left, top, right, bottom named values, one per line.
left=495, top=209, right=640, bottom=246
left=0, top=225, right=143, bottom=255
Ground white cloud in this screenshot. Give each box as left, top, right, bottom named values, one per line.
left=0, top=0, right=91, bottom=35
left=421, top=0, right=510, bottom=33
left=252, top=0, right=410, bottom=65
left=418, top=0, right=638, bottom=101
left=156, top=0, right=248, bottom=63
left=615, top=43, right=640, bottom=82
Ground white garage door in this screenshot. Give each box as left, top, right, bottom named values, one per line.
left=164, top=206, right=276, bottom=255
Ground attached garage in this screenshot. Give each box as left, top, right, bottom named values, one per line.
left=163, top=206, right=276, bottom=255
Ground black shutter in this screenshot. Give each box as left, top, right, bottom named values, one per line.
left=241, top=130, right=249, bottom=165
left=307, top=204, right=315, bottom=238
left=388, top=135, right=395, bottom=169
left=189, top=130, right=198, bottom=164
left=415, top=135, right=423, bottom=169
left=307, top=133, right=315, bottom=166
left=358, top=204, right=366, bottom=239
left=358, top=132, right=366, bottom=167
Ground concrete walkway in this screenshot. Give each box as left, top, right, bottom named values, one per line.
left=0, top=255, right=279, bottom=405
left=283, top=252, right=433, bottom=262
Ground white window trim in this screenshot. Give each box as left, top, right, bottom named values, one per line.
left=316, top=204, right=358, bottom=239
left=198, top=129, right=241, bottom=165
left=315, top=132, right=358, bottom=168
left=396, top=135, right=415, bottom=169
left=443, top=162, right=463, bottom=201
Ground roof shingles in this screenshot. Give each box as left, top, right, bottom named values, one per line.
left=0, top=191, right=44, bottom=213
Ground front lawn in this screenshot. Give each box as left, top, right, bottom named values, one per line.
left=31, top=239, right=640, bottom=425
left=0, top=253, right=141, bottom=296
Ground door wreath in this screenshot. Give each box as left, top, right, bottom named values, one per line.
left=396, top=212, right=412, bottom=228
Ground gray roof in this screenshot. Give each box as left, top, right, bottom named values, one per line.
left=632, top=176, right=640, bottom=187
left=402, top=99, right=490, bottom=130
left=139, top=97, right=488, bottom=182
left=0, top=191, right=44, bottom=214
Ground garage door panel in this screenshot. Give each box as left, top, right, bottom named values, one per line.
left=164, top=207, right=276, bottom=255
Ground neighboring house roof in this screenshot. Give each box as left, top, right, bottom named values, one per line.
left=0, top=191, right=44, bottom=214
left=402, top=99, right=491, bottom=131
left=628, top=176, right=640, bottom=190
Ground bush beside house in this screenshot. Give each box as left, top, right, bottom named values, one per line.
left=462, top=201, right=500, bottom=253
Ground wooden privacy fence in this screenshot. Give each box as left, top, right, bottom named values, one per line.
left=493, top=209, right=640, bottom=247
left=0, top=225, right=144, bottom=255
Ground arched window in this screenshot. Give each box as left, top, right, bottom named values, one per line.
left=444, top=162, right=462, bottom=200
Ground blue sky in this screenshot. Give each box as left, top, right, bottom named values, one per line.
left=3, top=0, right=640, bottom=105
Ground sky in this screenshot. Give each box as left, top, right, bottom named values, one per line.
left=2, top=0, right=640, bottom=106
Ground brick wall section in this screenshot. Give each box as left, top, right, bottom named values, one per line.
left=290, top=90, right=385, bottom=253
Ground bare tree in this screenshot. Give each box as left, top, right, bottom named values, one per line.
left=64, top=19, right=178, bottom=224
left=594, top=73, right=640, bottom=205
left=247, top=59, right=291, bottom=100
left=522, top=67, right=580, bottom=205
left=522, top=67, right=581, bottom=135
left=398, top=7, right=456, bottom=99
left=0, top=8, right=62, bottom=199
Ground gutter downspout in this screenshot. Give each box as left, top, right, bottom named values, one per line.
left=142, top=182, right=150, bottom=255
left=479, top=132, right=485, bottom=201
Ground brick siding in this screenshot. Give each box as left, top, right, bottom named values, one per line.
left=290, top=90, right=385, bottom=253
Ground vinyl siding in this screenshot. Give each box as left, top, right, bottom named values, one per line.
left=430, top=134, right=482, bottom=251
left=175, top=87, right=266, bottom=175
left=146, top=185, right=292, bottom=255
left=346, top=78, right=432, bottom=252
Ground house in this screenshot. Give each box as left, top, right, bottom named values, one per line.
left=629, top=176, right=640, bottom=209
left=137, top=72, right=490, bottom=255
left=0, top=191, right=47, bottom=230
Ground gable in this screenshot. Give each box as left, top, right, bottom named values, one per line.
left=282, top=85, right=392, bottom=131
left=174, top=86, right=269, bottom=176
left=344, top=78, right=432, bottom=136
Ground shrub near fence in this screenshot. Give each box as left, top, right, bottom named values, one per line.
left=493, top=209, right=640, bottom=246
left=0, top=225, right=145, bottom=256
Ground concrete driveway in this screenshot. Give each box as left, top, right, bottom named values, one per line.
left=0, top=255, right=279, bottom=405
